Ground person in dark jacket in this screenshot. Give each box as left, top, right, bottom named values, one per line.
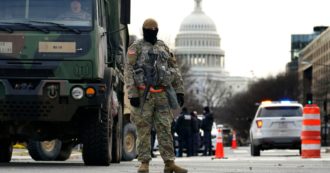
left=175, top=107, right=195, bottom=157
left=201, top=106, right=214, bottom=156
left=171, top=119, right=177, bottom=155
left=191, top=111, right=200, bottom=156
left=150, top=125, right=157, bottom=158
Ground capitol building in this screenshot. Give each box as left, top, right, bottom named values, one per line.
left=174, top=0, right=249, bottom=106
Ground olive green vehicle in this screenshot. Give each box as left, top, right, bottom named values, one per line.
left=0, top=0, right=137, bottom=165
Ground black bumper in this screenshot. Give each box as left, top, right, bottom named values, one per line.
left=0, top=79, right=104, bottom=122
left=254, top=137, right=301, bottom=149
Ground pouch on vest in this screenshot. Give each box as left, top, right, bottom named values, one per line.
left=133, top=67, right=144, bottom=86
left=165, top=85, right=179, bottom=109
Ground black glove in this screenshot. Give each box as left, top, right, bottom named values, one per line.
left=130, top=97, right=140, bottom=108
left=176, top=93, right=184, bottom=107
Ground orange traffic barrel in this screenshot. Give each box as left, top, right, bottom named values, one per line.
left=301, top=104, right=321, bottom=158
left=215, top=127, right=225, bottom=159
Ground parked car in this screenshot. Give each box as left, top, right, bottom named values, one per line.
left=249, top=100, right=303, bottom=156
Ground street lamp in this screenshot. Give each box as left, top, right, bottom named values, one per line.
left=300, top=60, right=330, bottom=146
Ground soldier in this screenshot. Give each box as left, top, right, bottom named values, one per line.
left=58, top=0, right=91, bottom=20
left=125, top=18, right=187, bottom=173
left=201, top=106, right=214, bottom=156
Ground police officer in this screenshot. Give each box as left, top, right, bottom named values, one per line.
left=125, top=18, right=187, bottom=173
left=201, top=106, right=214, bottom=156
left=150, top=125, right=157, bottom=158
left=191, top=111, right=200, bottom=156
left=175, top=107, right=190, bottom=157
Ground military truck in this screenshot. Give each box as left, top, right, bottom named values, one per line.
left=0, top=0, right=136, bottom=165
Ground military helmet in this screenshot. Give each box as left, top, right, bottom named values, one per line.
left=142, top=18, right=158, bottom=30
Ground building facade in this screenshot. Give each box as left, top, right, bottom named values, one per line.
left=287, top=26, right=327, bottom=73
left=174, top=0, right=249, bottom=107
left=299, top=27, right=330, bottom=145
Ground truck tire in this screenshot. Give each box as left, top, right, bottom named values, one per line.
left=55, top=142, right=73, bottom=161
left=250, top=143, right=260, bottom=156
left=82, top=109, right=113, bottom=165
left=121, top=123, right=137, bottom=161
left=82, top=68, right=114, bottom=166
left=111, top=105, right=123, bottom=163
left=27, top=139, right=62, bottom=161
left=0, top=140, right=13, bottom=163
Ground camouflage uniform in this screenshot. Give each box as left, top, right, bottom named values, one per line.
left=58, top=0, right=91, bottom=20
left=124, top=39, right=184, bottom=163
left=58, top=11, right=91, bottom=20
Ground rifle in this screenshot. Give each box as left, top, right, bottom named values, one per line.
left=140, top=51, right=158, bottom=115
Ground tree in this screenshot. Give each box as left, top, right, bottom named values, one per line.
left=199, top=76, right=230, bottom=108
left=176, top=58, right=203, bottom=114
left=216, top=72, right=299, bottom=140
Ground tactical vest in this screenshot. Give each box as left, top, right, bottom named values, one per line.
left=133, top=40, right=173, bottom=87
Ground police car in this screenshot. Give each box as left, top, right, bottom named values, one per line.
left=249, top=100, right=303, bottom=156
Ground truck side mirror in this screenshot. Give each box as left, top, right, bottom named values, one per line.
left=121, top=0, right=131, bottom=24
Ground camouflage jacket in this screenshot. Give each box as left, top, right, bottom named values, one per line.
left=124, top=39, right=184, bottom=98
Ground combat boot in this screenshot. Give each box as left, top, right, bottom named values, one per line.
left=138, top=161, right=149, bottom=173
left=164, top=160, right=188, bottom=173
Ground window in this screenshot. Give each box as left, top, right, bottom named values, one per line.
left=258, top=106, right=302, bottom=117
left=0, top=0, right=93, bottom=29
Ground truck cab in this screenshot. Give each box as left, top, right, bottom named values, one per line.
left=0, top=0, right=135, bottom=165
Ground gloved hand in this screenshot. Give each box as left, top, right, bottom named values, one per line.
left=176, top=93, right=184, bottom=107
left=130, top=97, right=140, bottom=108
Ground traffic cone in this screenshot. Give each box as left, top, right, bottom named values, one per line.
left=231, top=130, right=237, bottom=150
left=214, top=127, right=225, bottom=159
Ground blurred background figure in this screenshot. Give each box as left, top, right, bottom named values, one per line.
left=191, top=110, right=201, bottom=156
left=58, top=0, right=91, bottom=20
left=175, top=107, right=194, bottom=157
left=171, top=118, right=177, bottom=155
left=201, top=106, right=214, bottom=156
left=150, top=124, right=157, bottom=158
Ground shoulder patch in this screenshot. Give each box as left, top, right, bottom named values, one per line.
left=127, top=47, right=138, bottom=65
left=128, top=49, right=136, bottom=56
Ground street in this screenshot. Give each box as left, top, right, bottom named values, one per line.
left=1, top=147, right=330, bottom=173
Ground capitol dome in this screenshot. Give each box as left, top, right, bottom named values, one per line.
left=175, top=0, right=226, bottom=77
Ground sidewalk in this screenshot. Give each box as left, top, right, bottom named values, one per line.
left=325, top=147, right=330, bottom=153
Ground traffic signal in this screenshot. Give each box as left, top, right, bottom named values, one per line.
left=306, top=93, right=313, bottom=104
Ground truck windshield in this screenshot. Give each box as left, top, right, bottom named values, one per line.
left=0, top=0, right=93, bottom=30
left=258, top=106, right=302, bottom=117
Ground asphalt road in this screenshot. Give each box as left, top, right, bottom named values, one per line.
left=1, top=147, right=330, bottom=173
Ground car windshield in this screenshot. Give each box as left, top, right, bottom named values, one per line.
left=0, top=0, right=93, bottom=30
left=258, top=106, right=302, bottom=117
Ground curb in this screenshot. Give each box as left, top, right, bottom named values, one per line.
left=325, top=148, right=330, bottom=153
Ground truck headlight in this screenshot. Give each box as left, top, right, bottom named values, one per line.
left=71, top=87, right=84, bottom=100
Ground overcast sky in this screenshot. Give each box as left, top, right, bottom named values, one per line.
left=128, top=0, right=330, bottom=78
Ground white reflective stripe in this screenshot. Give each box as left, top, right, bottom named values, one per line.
left=216, top=139, right=223, bottom=143
left=302, top=126, right=321, bottom=131
left=301, top=144, right=321, bottom=150
left=303, top=114, right=320, bottom=119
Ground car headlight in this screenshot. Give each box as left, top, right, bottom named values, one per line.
left=71, top=87, right=84, bottom=100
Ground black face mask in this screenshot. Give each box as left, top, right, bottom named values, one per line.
left=143, top=28, right=158, bottom=45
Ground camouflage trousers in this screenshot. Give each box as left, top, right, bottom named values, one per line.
left=131, top=91, right=175, bottom=162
